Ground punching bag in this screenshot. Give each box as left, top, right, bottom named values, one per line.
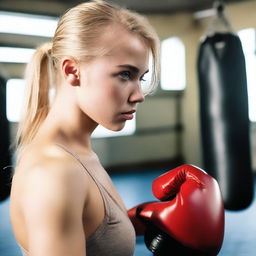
left=197, top=3, right=253, bottom=210
left=197, top=2, right=253, bottom=210
left=0, top=76, right=13, bottom=201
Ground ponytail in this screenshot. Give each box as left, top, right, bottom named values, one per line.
left=16, top=42, right=54, bottom=154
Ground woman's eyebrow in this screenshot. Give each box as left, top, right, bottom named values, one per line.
left=117, top=64, right=149, bottom=74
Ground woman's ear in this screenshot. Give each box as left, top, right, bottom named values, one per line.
left=61, top=58, right=80, bottom=86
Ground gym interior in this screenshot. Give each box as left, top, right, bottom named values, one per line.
left=1, top=0, right=256, bottom=255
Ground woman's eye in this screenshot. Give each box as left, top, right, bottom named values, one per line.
left=140, top=75, right=146, bottom=82
left=119, top=71, right=131, bottom=80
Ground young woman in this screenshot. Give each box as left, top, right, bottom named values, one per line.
left=9, top=1, right=160, bottom=255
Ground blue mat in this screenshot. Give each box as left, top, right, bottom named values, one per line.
left=0, top=169, right=255, bottom=256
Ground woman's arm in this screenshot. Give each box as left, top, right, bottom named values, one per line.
left=21, top=161, right=88, bottom=256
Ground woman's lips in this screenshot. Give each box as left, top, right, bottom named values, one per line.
left=121, top=110, right=135, bottom=120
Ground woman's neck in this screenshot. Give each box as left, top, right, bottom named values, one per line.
left=34, top=88, right=98, bottom=151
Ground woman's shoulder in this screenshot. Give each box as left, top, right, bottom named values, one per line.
left=12, top=143, right=90, bottom=201
left=16, top=143, right=81, bottom=173
left=10, top=144, right=91, bottom=246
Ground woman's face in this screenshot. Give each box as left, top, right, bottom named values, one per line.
left=77, top=26, right=150, bottom=131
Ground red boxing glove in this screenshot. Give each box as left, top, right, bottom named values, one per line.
left=128, top=164, right=225, bottom=256
left=128, top=202, right=155, bottom=235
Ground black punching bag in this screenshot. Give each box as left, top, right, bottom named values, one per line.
left=197, top=31, right=254, bottom=210
left=0, top=76, right=13, bottom=201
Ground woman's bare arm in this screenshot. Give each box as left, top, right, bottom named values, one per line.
left=21, top=160, right=88, bottom=256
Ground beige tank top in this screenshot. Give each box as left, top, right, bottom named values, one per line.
left=18, top=145, right=136, bottom=256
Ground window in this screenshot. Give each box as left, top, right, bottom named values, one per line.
left=0, top=47, right=35, bottom=63
left=238, top=28, right=256, bottom=122
left=6, top=79, right=25, bottom=122
left=0, top=11, right=57, bottom=37
left=160, top=37, right=186, bottom=90
left=6, top=79, right=135, bottom=138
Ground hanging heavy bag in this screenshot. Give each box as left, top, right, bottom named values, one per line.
left=197, top=2, right=253, bottom=210
left=0, top=76, right=13, bottom=201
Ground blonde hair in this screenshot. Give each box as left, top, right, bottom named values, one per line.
left=17, top=0, right=160, bottom=153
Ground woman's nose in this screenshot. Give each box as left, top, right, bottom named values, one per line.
left=128, top=84, right=145, bottom=104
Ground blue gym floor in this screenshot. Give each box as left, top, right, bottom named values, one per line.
left=1, top=168, right=256, bottom=256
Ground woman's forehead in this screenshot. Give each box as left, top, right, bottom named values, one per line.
left=83, top=25, right=150, bottom=71
left=99, top=25, right=149, bottom=57
left=102, top=43, right=149, bottom=73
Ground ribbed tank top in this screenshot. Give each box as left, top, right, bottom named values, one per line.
left=18, top=145, right=136, bottom=256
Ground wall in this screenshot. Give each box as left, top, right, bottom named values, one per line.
left=92, top=93, right=182, bottom=168
left=146, top=13, right=202, bottom=168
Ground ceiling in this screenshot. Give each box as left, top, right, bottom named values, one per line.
left=0, top=0, right=251, bottom=16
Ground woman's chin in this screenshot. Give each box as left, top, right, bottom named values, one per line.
left=111, top=125, right=125, bottom=132
left=107, top=123, right=126, bottom=132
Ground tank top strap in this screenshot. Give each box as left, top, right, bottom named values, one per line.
left=55, top=143, right=111, bottom=216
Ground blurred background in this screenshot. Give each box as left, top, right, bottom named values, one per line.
left=0, top=0, right=256, bottom=255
